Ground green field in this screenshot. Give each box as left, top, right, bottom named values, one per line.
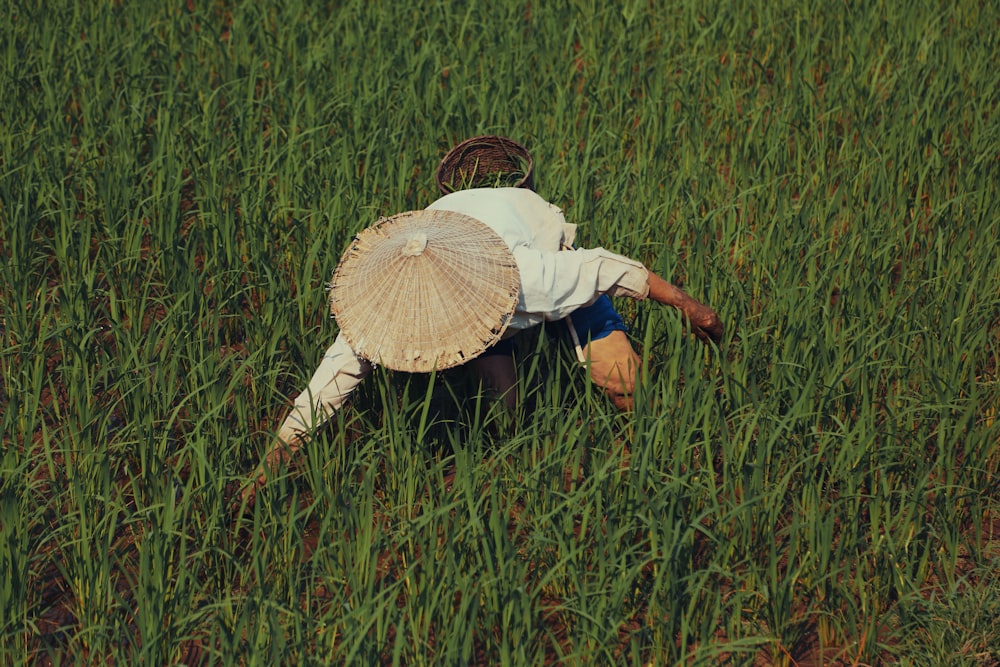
left=2, top=1, right=999, bottom=664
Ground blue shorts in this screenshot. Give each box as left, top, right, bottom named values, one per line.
left=568, top=294, right=628, bottom=344
left=482, top=295, right=627, bottom=357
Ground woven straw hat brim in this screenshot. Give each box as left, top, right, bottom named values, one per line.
left=329, top=209, right=520, bottom=373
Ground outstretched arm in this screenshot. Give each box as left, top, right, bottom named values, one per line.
left=244, top=333, right=371, bottom=501
left=509, top=245, right=722, bottom=344
left=646, top=271, right=723, bottom=344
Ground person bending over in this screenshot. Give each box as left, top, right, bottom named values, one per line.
left=247, top=187, right=722, bottom=498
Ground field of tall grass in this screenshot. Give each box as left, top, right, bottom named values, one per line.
left=2, top=0, right=998, bottom=664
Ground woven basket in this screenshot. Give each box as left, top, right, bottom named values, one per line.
left=435, top=135, right=535, bottom=194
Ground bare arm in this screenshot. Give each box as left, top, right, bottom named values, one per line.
left=647, top=271, right=723, bottom=344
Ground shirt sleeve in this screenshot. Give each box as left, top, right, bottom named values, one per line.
left=274, top=333, right=371, bottom=444
left=510, top=245, right=651, bottom=326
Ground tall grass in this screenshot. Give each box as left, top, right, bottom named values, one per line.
left=2, top=0, right=999, bottom=664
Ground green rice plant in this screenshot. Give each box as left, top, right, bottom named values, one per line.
left=0, top=448, right=37, bottom=663
left=2, top=0, right=999, bottom=663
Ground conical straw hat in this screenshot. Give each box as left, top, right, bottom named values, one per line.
left=329, top=209, right=520, bottom=372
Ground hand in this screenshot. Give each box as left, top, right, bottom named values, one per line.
left=238, top=435, right=303, bottom=507
left=686, top=304, right=724, bottom=345
left=646, top=273, right=723, bottom=344
left=239, top=470, right=268, bottom=506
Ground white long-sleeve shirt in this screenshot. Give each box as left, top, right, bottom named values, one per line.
left=275, top=188, right=651, bottom=443
left=428, top=188, right=649, bottom=328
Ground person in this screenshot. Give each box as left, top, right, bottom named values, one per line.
left=244, top=187, right=722, bottom=499
left=425, top=187, right=721, bottom=411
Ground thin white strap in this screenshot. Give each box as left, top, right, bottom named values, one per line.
left=564, top=317, right=587, bottom=365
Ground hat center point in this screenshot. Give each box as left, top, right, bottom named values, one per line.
left=402, top=233, right=428, bottom=256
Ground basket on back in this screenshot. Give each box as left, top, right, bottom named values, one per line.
left=436, top=135, right=535, bottom=194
